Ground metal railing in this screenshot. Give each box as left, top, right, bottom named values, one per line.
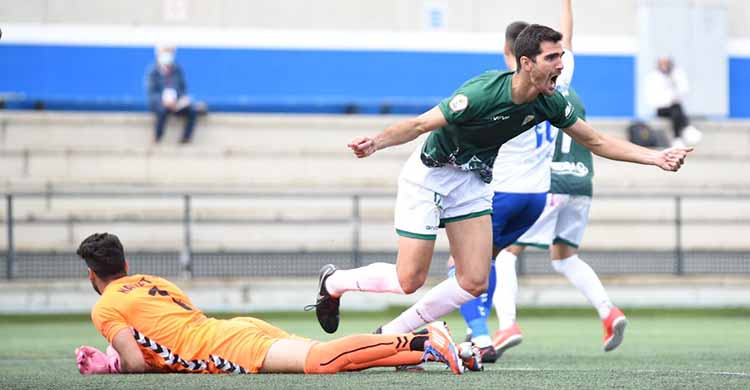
left=2, top=191, right=749, bottom=279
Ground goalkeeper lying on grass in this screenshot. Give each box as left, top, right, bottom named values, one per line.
left=74, top=232, right=480, bottom=375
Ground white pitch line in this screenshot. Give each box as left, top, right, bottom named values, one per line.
left=1, top=359, right=748, bottom=378
left=491, top=367, right=750, bottom=377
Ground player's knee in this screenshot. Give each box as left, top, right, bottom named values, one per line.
left=551, top=260, right=566, bottom=273
left=505, top=245, right=525, bottom=256
left=399, top=278, right=425, bottom=295
left=398, top=272, right=426, bottom=294
left=465, top=283, right=488, bottom=298
left=456, top=273, right=488, bottom=297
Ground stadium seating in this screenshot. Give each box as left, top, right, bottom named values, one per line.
left=1, top=112, right=748, bottom=189
left=0, top=111, right=748, bottom=253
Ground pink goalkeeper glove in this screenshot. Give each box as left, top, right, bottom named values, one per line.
left=75, top=345, right=121, bottom=374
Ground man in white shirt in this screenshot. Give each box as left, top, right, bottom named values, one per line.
left=645, top=57, right=702, bottom=147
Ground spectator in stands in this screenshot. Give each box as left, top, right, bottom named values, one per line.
left=146, top=45, right=199, bottom=144
left=645, top=56, right=702, bottom=147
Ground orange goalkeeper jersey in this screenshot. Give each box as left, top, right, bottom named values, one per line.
left=91, top=274, right=299, bottom=373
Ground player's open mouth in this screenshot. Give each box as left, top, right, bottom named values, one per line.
left=550, top=74, right=559, bottom=89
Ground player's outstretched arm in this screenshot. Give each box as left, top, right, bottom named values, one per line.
left=347, top=105, right=447, bottom=158
left=562, top=118, right=693, bottom=171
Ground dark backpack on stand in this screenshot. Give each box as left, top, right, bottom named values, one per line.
left=627, top=121, right=668, bottom=147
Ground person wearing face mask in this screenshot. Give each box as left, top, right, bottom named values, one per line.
left=146, top=45, right=199, bottom=144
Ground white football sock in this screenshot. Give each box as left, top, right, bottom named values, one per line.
left=325, top=262, right=405, bottom=298
left=494, top=250, right=519, bottom=330
left=551, top=255, right=612, bottom=319
left=380, top=277, right=475, bottom=334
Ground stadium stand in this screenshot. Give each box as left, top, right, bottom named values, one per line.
left=0, top=2, right=748, bottom=319
left=1, top=112, right=749, bottom=190
left=0, top=111, right=748, bottom=257
left=1, top=1, right=749, bottom=280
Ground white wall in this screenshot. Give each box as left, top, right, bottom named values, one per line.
left=3, top=0, right=738, bottom=37
left=2, top=0, right=744, bottom=118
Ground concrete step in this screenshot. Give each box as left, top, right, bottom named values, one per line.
left=1, top=112, right=748, bottom=193
left=1, top=150, right=748, bottom=191
left=1, top=218, right=747, bottom=252
left=0, top=112, right=405, bottom=155
left=1, top=111, right=748, bottom=252
left=592, top=157, right=750, bottom=191
left=1, top=112, right=748, bottom=159
left=1, top=194, right=748, bottom=223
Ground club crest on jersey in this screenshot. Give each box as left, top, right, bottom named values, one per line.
left=522, top=115, right=535, bottom=126
left=565, top=101, right=574, bottom=118
left=449, top=94, right=468, bottom=112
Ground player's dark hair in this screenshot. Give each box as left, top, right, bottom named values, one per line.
left=77, top=232, right=127, bottom=280
left=513, top=24, right=563, bottom=72
left=505, top=21, right=530, bottom=55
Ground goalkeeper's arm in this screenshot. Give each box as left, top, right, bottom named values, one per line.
left=76, top=329, right=147, bottom=374
left=110, top=328, right=147, bottom=373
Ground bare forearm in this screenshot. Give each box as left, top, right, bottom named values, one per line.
left=565, top=119, right=659, bottom=166
left=561, top=0, right=573, bottom=49
left=349, top=106, right=445, bottom=158
left=372, top=118, right=428, bottom=152
left=564, top=119, right=691, bottom=172
left=112, top=329, right=147, bottom=374
left=586, top=132, right=660, bottom=165
left=120, top=359, right=147, bottom=374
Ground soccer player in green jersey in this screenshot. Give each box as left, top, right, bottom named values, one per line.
left=308, top=24, right=692, bottom=340
left=453, top=0, right=581, bottom=363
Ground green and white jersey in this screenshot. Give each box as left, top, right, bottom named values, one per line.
left=423, top=71, right=579, bottom=184
left=550, top=87, right=594, bottom=196
left=492, top=49, right=576, bottom=193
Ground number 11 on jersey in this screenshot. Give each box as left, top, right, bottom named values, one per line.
left=535, top=121, right=555, bottom=149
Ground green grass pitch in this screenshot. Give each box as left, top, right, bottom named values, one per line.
left=1, top=308, right=749, bottom=389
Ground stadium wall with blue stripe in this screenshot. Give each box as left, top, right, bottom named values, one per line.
left=1, top=44, right=747, bottom=118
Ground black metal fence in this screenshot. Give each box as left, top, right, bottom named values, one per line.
left=2, top=250, right=750, bottom=280
left=2, top=191, right=749, bottom=279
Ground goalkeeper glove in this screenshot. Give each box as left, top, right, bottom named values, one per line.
left=75, top=345, right=121, bottom=374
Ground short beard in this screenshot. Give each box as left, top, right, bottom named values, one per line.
left=91, top=279, right=102, bottom=295
left=529, top=69, right=549, bottom=95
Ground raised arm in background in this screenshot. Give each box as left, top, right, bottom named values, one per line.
left=560, top=0, right=573, bottom=50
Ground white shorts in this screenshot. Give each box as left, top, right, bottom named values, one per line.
left=515, top=193, right=591, bottom=248
left=394, top=148, right=493, bottom=240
